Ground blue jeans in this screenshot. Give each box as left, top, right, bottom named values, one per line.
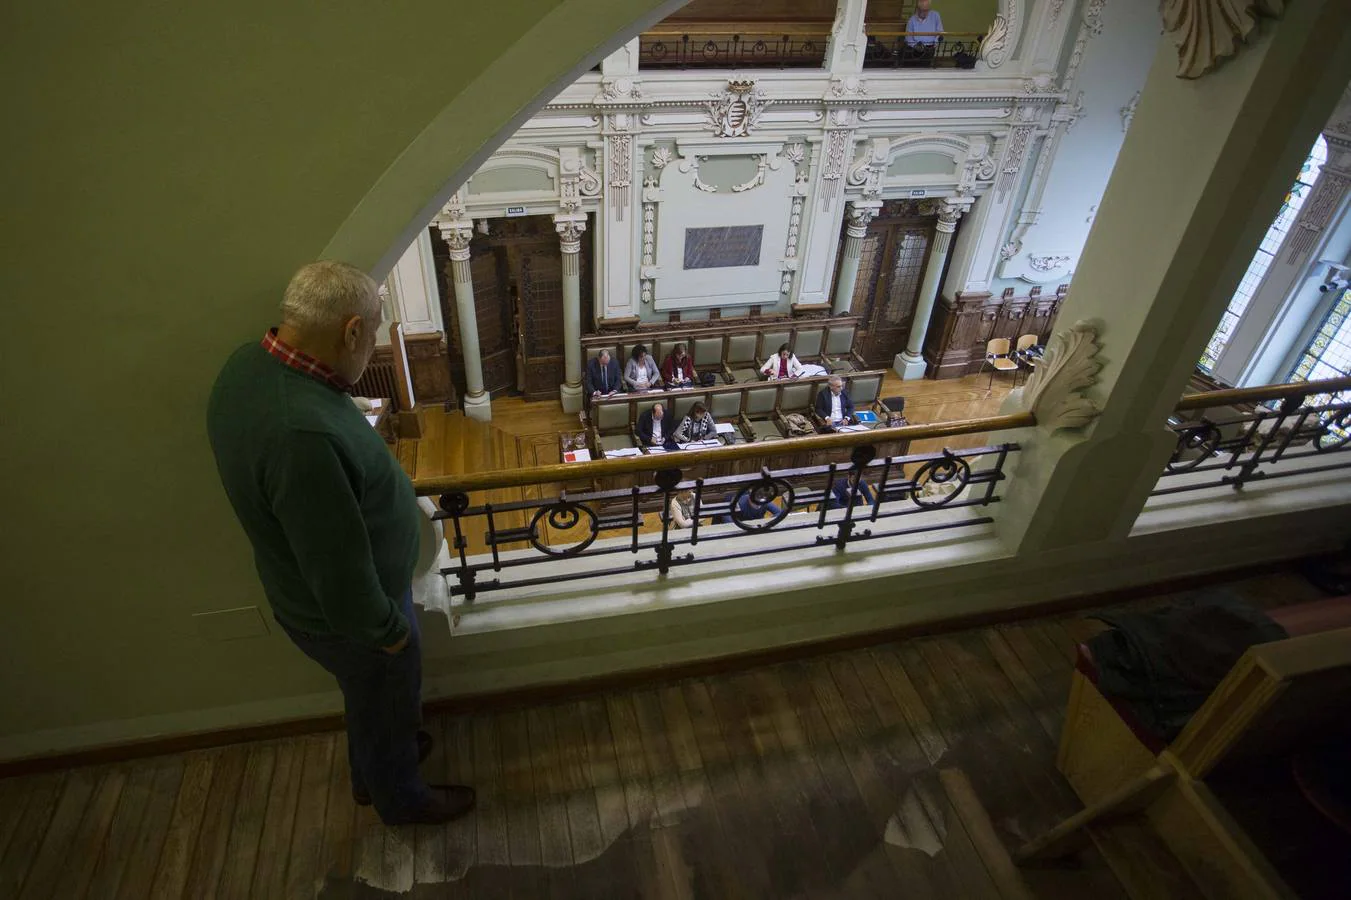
left=281, top=590, right=434, bottom=824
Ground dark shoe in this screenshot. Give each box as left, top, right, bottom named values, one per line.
left=389, top=785, right=476, bottom=826
left=353, top=729, right=435, bottom=806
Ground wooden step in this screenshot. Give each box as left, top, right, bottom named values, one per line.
left=1087, top=817, right=1197, bottom=900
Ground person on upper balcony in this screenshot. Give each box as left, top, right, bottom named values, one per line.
left=661, top=343, right=697, bottom=388
left=625, top=344, right=662, bottom=392
left=906, top=0, right=944, bottom=47
left=761, top=343, right=805, bottom=380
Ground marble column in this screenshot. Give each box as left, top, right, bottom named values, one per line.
left=897, top=201, right=965, bottom=380
left=438, top=220, right=491, bottom=422
left=992, top=0, right=1351, bottom=554
left=831, top=200, right=881, bottom=315
left=555, top=212, right=588, bottom=414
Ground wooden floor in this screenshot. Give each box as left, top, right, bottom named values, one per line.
left=400, top=371, right=1013, bottom=555
left=0, top=570, right=1324, bottom=899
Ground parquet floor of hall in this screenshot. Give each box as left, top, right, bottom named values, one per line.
left=0, top=568, right=1327, bottom=899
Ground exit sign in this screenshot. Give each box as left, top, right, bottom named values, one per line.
left=505, top=206, right=527, bottom=217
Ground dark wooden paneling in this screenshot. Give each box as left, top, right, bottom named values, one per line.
left=925, top=287, right=1066, bottom=380
left=516, top=243, right=565, bottom=401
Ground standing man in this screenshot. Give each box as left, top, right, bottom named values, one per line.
left=904, top=0, right=944, bottom=64
left=207, top=261, right=474, bottom=826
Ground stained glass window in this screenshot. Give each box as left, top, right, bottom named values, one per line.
left=1199, top=135, right=1329, bottom=373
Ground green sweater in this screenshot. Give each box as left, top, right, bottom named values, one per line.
left=207, top=342, right=418, bottom=649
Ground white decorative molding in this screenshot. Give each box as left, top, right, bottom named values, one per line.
left=1049, top=0, right=1066, bottom=25
left=1015, top=321, right=1104, bottom=432
left=554, top=214, right=587, bottom=254
left=982, top=15, right=1012, bottom=68
left=820, top=128, right=853, bottom=210
left=1120, top=91, right=1141, bottom=133
left=1161, top=0, right=1285, bottom=79
left=996, top=125, right=1035, bottom=202
left=825, top=75, right=868, bottom=100
left=783, top=142, right=806, bottom=165
left=781, top=176, right=808, bottom=294
left=1052, top=92, right=1085, bottom=133
left=677, top=154, right=719, bottom=193
left=1028, top=254, right=1073, bottom=272
left=845, top=138, right=889, bottom=198
left=640, top=179, right=659, bottom=304
left=1083, top=0, right=1106, bottom=37
left=596, top=76, right=644, bottom=104
left=731, top=153, right=786, bottom=193
left=1000, top=240, right=1023, bottom=261
left=651, top=146, right=673, bottom=170
left=1285, top=167, right=1351, bottom=264
left=705, top=80, right=771, bottom=138
left=558, top=147, right=601, bottom=212
left=844, top=200, right=879, bottom=239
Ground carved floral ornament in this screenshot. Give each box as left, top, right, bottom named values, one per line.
left=1161, top=0, right=1285, bottom=79
left=1006, top=321, right=1104, bottom=433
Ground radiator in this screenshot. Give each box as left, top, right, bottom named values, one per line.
left=354, top=354, right=400, bottom=410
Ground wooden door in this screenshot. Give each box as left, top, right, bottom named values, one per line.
left=847, top=215, right=934, bottom=367
left=512, top=242, right=566, bottom=400
left=435, top=234, right=517, bottom=399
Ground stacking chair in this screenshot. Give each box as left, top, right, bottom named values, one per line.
left=980, top=337, right=1019, bottom=390
left=723, top=332, right=761, bottom=383
left=1014, top=333, right=1040, bottom=386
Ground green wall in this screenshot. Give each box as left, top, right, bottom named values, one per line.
left=0, top=0, right=677, bottom=756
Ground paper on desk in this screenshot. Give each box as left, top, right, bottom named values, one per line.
left=838, top=424, right=871, bottom=433
left=364, top=415, right=380, bottom=426
left=646, top=446, right=667, bottom=454
left=563, top=448, right=592, bottom=463
left=604, top=446, right=642, bottom=458
left=714, top=422, right=735, bottom=434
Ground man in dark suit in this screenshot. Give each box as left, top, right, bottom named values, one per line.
left=636, top=402, right=674, bottom=448
left=584, top=349, right=622, bottom=403
left=815, top=375, right=856, bottom=428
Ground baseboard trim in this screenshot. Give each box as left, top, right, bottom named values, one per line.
left=0, top=559, right=1300, bottom=780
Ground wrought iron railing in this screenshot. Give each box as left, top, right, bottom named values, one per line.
left=862, top=32, right=983, bottom=70
left=639, top=26, right=831, bottom=69
left=414, top=413, right=1034, bottom=602
left=1155, top=373, right=1351, bottom=495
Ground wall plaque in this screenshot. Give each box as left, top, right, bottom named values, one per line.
left=682, top=225, right=763, bottom=270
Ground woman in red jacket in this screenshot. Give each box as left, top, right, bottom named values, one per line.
left=661, top=342, right=698, bottom=388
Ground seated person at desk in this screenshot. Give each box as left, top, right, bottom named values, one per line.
left=667, top=489, right=696, bottom=529
left=827, top=469, right=876, bottom=510
left=660, top=343, right=697, bottom=388
left=625, top=344, right=662, bottom=392
left=585, top=348, right=623, bottom=400
left=761, top=343, right=806, bottom=380
left=636, top=402, right=676, bottom=449
left=672, top=401, right=718, bottom=443
left=815, top=375, right=857, bottom=428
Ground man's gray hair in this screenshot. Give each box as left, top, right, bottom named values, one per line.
left=829, top=375, right=844, bottom=387
left=281, top=260, right=382, bottom=331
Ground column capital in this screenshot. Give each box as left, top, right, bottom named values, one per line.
left=844, top=199, right=882, bottom=238
left=437, top=219, right=474, bottom=261
left=936, top=200, right=970, bottom=233
left=553, top=212, right=588, bottom=254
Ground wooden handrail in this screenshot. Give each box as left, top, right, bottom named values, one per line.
left=642, top=27, right=983, bottom=38
left=1174, top=373, right=1351, bottom=412
left=413, top=411, right=1036, bottom=496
